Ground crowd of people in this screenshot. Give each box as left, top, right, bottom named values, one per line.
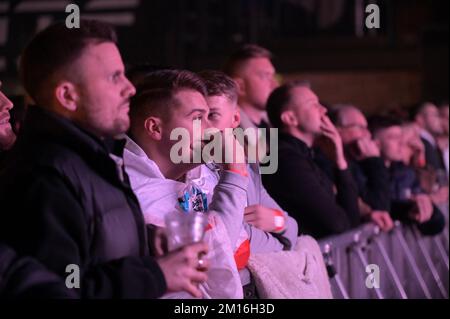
left=0, top=20, right=448, bottom=299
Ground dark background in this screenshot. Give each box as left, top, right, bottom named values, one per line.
left=0, top=0, right=448, bottom=113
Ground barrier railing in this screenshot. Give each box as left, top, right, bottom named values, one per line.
left=318, top=204, right=449, bottom=299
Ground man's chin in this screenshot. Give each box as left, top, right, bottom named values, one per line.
left=111, top=118, right=130, bottom=136
left=0, top=131, right=16, bottom=150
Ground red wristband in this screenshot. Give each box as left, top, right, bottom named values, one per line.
left=226, top=168, right=248, bottom=177
left=273, top=209, right=286, bottom=232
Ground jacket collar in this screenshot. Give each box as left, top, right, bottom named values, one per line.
left=238, top=107, right=271, bottom=129
left=23, top=106, right=110, bottom=155
left=419, top=129, right=437, bottom=147
left=123, top=135, right=166, bottom=180
left=279, top=132, right=312, bottom=156
left=22, top=106, right=128, bottom=185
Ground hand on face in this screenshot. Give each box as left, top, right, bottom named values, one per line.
left=409, top=141, right=426, bottom=168
left=203, top=128, right=248, bottom=175
left=402, top=130, right=426, bottom=167
left=320, top=115, right=347, bottom=169
left=355, top=137, right=380, bottom=159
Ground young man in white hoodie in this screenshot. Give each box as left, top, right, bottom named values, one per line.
left=124, top=69, right=250, bottom=298
left=124, top=69, right=299, bottom=299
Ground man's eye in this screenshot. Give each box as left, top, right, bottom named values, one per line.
left=111, top=73, right=122, bottom=82
left=260, top=73, right=273, bottom=80
left=208, top=113, right=220, bottom=120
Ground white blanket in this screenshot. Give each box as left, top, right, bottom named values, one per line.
left=248, top=236, right=333, bottom=299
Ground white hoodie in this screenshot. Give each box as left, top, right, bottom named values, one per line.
left=123, top=137, right=248, bottom=299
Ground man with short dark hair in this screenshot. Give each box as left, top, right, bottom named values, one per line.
left=125, top=69, right=248, bottom=298
left=262, top=83, right=360, bottom=239
left=223, top=45, right=276, bottom=125
left=0, top=20, right=208, bottom=299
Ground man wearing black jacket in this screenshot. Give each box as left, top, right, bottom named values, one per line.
left=0, top=20, right=208, bottom=298
left=0, top=244, right=76, bottom=298
left=263, top=82, right=360, bottom=239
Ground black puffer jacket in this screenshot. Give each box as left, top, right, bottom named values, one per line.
left=0, top=243, right=77, bottom=298
left=0, top=106, right=166, bottom=298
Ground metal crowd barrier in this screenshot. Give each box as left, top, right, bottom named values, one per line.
left=318, top=203, right=449, bottom=299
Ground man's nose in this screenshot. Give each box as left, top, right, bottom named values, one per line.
left=123, top=78, right=136, bottom=98
left=0, top=92, right=14, bottom=111
left=271, top=77, right=279, bottom=90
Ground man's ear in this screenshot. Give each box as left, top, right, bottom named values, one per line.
left=144, top=117, right=163, bottom=140
left=280, top=110, right=298, bottom=127
left=54, top=82, right=78, bottom=112
left=233, top=77, right=246, bottom=98
left=231, top=107, right=241, bottom=129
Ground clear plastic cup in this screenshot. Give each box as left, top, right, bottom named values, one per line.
left=164, top=211, right=208, bottom=252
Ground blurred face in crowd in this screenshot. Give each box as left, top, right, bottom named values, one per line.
left=285, top=86, right=327, bottom=135
left=206, top=95, right=240, bottom=131
left=0, top=83, right=16, bottom=150
left=56, top=42, right=136, bottom=138
left=440, top=105, right=449, bottom=136
left=235, top=57, right=278, bottom=111
left=374, top=125, right=404, bottom=163
left=336, top=107, right=371, bottom=146
left=401, top=123, right=425, bottom=166
left=416, top=103, right=443, bottom=136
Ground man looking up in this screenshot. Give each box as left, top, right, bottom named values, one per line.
left=0, top=20, right=208, bottom=299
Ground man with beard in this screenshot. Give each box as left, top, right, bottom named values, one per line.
left=0, top=20, right=208, bottom=299
left=0, top=82, right=16, bottom=165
